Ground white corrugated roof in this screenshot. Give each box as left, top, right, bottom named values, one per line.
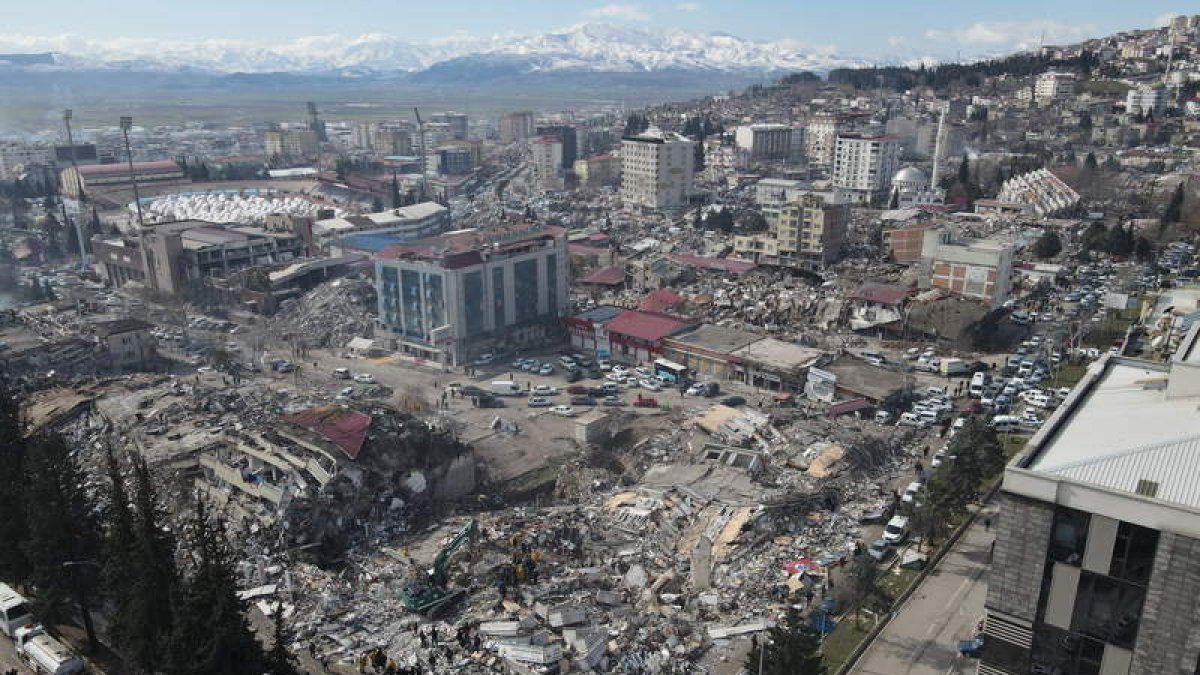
left=1042, top=435, right=1200, bottom=509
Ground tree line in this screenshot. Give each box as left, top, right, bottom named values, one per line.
left=0, top=382, right=296, bottom=675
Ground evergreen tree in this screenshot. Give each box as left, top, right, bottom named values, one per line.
left=22, top=434, right=101, bottom=624
left=913, top=473, right=968, bottom=550
left=0, top=382, right=29, bottom=582
left=265, top=602, right=299, bottom=675
left=1084, top=152, right=1098, bottom=171
left=166, top=496, right=269, bottom=675
left=123, top=455, right=177, bottom=672
left=1161, top=183, right=1184, bottom=231
left=945, top=418, right=1005, bottom=496
left=1134, top=236, right=1153, bottom=262
left=1032, top=230, right=1063, bottom=259
left=957, top=155, right=970, bottom=186
left=745, top=607, right=825, bottom=675
left=371, top=196, right=384, bottom=213
left=693, top=142, right=705, bottom=173
left=390, top=173, right=402, bottom=209
left=102, top=447, right=140, bottom=663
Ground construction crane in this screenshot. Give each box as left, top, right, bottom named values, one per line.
left=413, top=107, right=427, bottom=201
left=400, top=519, right=477, bottom=615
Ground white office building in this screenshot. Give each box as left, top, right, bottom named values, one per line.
left=1034, top=71, right=1077, bottom=105
left=620, top=128, right=695, bottom=210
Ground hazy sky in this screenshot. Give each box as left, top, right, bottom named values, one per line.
left=2, top=0, right=1191, bottom=59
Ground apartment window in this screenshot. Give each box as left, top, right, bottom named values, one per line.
left=1031, top=625, right=1104, bottom=675
left=1070, top=571, right=1145, bottom=648
left=463, top=272, right=484, bottom=336
left=1049, top=507, right=1091, bottom=566
left=1109, top=522, right=1158, bottom=585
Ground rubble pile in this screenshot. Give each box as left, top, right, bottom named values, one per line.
left=268, top=278, right=377, bottom=348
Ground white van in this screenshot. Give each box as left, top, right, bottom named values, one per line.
left=969, top=372, right=988, bottom=397
left=898, top=412, right=926, bottom=427
left=990, top=415, right=1021, bottom=432
left=490, top=381, right=522, bottom=396
left=0, top=583, right=34, bottom=637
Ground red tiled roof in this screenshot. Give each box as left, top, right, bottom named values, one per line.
left=848, top=283, right=912, bottom=306
left=282, top=405, right=372, bottom=460
left=827, top=398, right=872, bottom=418
left=666, top=253, right=756, bottom=276
left=579, top=266, right=625, bottom=285
left=605, top=311, right=691, bottom=342
left=637, top=288, right=684, bottom=314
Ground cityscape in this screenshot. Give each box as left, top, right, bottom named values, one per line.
left=1, top=3, right=1200, bottom=675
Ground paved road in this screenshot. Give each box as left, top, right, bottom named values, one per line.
left=849, top=503, right=997, bottom=675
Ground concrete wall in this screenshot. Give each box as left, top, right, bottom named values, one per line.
left=432, top=452, right=477, bottom=501
left=987, top=490, right=1054, bottom=622
left=1129, top=531, right=1200, bottom=674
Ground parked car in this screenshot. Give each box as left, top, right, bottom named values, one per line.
left=567, top=385, right=590, bottom=395
left=538, top=363, right=555, bottom=376
left=721, top=395, right=746, bottom=407
left=901, top=482, right=922, bottom=504
left=333, top=367, right=351, bottom=379
left=353, top=373, right=375, bottom=384
left=550, top=405, right=576, bottom=417
left=882, top=516, right=910, bottom=544
left=601, top=396, right=625, bottom=406
left=527, top=397, right=552, bottom=407
left=867, top=538, right=893, bottom=562
left=570, top=395, right=597, bottom=406
left=633, top=396, right=658, bottom=408
left=531, top=385, right=558, bottom=396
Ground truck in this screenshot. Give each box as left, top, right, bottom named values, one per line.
left=400, top=519, right=477, bottom=615
left=14, top=625, right=84, bottom=675
left=490, top=381, right=521, bottom=396
left=0, top=583, right=34, bottom=637
left=939, top=357, right=968, bottom=376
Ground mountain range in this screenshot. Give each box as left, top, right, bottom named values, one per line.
left=0, top=23, right=868, bottom=76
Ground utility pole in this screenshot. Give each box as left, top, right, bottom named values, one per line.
left=119, top=116, right=146, bottom=229
left=414, top=108, right=427, bottom=202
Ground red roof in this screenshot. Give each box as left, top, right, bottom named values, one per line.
left=605, top=311, right=691, bottom=342
left=637, top=288, right=684, bottom=314
left=579, top=266, right=625, bottom=285
left=282, top=405, right=372, bottom=460
left=848, top=283, right=912, bottom=306
left=827, top=398, right=872, bottom=418
left=666, top=253, right=756, bottom=276
left=77, top=160, right=181, bottom=177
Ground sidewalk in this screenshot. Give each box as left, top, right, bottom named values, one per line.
left=848, top=503, right=997, bottom=675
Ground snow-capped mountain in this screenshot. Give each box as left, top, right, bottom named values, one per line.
left=0, top=23, right=866, bottom=75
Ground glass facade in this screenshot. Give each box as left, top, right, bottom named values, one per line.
left=422, top=272, right=445, bottom=333
left=545, top=254, right=558, bottom=316
left=1028, top=510, right=1159, bottom=675
left=513, top=259, right=539, bottom=322
left=401, top=269, right=423, bottom=338
left=463, top=271, right=484, bottom=337
left=380, top=267, right=399, bottom=329
left=492, top=266, right=506, bottom=329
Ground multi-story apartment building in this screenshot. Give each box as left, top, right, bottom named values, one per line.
left=753, top=178, right=812, bottom=227
left=264, top=129, right=319, bottom=158
left=430, top=112, right=468, bottom=140
left=498, top=111, right=536, bottom=143
left=436, top=146, right=473, bottom=175
left=734, top=124, right=794, bottom=161
left=371, top=126, right=412, bottom=155
left=536, top=125, right=578, bottom=168
left=734, top=191, right=848, bottom=270
left=832, top=133, right=900, bottom=204
left=919, top=228, right=1013, bottom=308
left=981, top=325, right=1200, bottom=675
left=620, top=128, right=695, bottom=210
left=1034, top=71, right=1077, bottom=105
left=573, top=155, right=620, bottom=190
left=375, top=224, right=569, bottom=365
left=805, top=113, right=846, bottom=166
left=531, top=136, right=565, bottom=191
left=0, top=143, right=53, bottom=179
left=1125, top=85, right=1169, bottom=117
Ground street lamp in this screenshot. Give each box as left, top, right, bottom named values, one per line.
left=120, top=116, right=146, bottom=229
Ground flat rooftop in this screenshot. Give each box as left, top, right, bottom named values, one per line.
left=1027, top=358, right=1196, bottom=473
